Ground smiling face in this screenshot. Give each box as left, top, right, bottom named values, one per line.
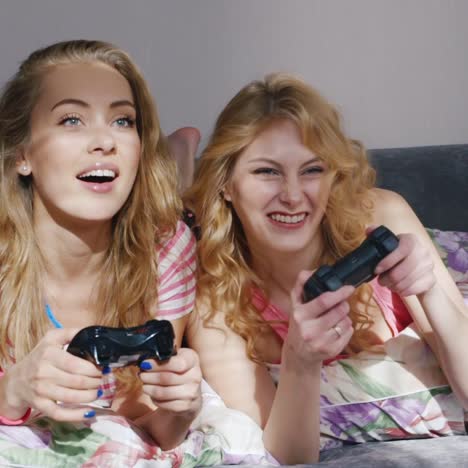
left=18, top=61, right=141, bottom=227
left=223, top=119, right=334, bottom=257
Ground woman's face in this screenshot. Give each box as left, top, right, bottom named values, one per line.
left=18, top=61, right=141, bottom=227
left=224, top=119, right=333, bottom=256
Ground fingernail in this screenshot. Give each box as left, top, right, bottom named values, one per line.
left=84, top=410, right=96, bottom=419
left=140, top=361, right=152, bottom=371
left=97, top=388, right=103, bottom=398
left=102, top=365, right=111, bottom=375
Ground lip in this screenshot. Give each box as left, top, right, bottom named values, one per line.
left=78, top=179, right=116, bottom=194
left=76, top=162, right=120, bottom=194
left=76, top=162, right=120, bottom=179
left=267, top=211, right=308, bottom=229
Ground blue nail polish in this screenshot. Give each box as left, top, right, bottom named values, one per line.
left=140, top=361, right=152, bottom=371
left=84, top=410, right=96, bottom=419
left=97, top=388, right=103, bottom=398
left=102, top=365, right=111, bottom=375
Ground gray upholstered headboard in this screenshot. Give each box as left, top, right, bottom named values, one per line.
left=368, top=145, right=468, bottom=231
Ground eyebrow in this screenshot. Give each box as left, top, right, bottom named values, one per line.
left=50, top=98, right=136, bottom=111
left=248, top=157, right=322, bottom=168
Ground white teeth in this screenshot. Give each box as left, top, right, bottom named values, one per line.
left=78, top=169, right=116, bottom=179
left=270, top=213, right=306, bottom=224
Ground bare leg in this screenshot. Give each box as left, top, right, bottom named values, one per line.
left=167, top=127, right=201, bottom=193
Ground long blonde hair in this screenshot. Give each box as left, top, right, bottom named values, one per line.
left=185, top=73, right=376, bottom=361
left=0, top=40, right=182, bottom=371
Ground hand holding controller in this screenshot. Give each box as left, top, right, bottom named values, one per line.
left=302, top=225, right=399, bottom=302
left=67, top=319, right=176, bottom=368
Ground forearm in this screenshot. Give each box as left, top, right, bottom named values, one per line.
left=134, top=407, right=199, bottom=451
left=263, top=350, right=322, bottom=464
left=417, top=284, right=468, bottom=406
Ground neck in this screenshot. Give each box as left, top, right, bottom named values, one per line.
left=33, top=208, right=113, bottom=328
left=251, top=234, right=326, bottom=297
left=34, top=215, right=111, bottom=283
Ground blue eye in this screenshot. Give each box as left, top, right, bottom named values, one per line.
left=60, top=115, right=81, bottom=126
left=114, top=117, right=135, bottom=128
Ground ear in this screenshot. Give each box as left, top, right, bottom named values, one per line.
left=15, top=147, right=32, bottom=176
left=222, top=183, right=233, bottom=202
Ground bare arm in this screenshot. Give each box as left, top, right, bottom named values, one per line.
left=187, top=283, right=354, bottom=464
left=371, top=188, right=468, bottom=406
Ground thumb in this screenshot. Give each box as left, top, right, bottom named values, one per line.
left=291, top=269, right=316, bottom=305
left=45, top=327, right=82, bottom=346
left=365, top=224, right=380, bottom=236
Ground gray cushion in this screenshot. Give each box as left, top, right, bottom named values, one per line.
left=368, top=145, right=468, bottom=231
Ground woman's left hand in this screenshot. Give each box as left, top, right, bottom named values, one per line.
left=374, top=231, right=436, bottom=297
left=139, top=347, right=202, bottom=418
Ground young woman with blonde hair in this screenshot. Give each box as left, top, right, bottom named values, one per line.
left=0, top=39, right=201, bottom=453
left=186, top=73, right=468, bottom=464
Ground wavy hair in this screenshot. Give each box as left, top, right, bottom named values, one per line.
left=0, top=40, right=182, bottom=382
left=185, top=73, right=376, bottom=361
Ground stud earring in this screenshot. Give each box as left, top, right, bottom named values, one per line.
left=21, top=165, right=29, bottom=174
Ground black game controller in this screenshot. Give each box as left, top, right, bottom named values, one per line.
left=67, top=319, right=176, bottom=368
left=302, top=225, right=399, bottom=302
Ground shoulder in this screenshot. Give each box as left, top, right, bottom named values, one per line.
left=158, top=220, right=196, bottom=261
left=369, top=188, right=418, bottom=233
left=155, top=220, right=197, bottom=320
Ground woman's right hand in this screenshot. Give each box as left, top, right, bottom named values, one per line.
left=283, top=270, right=355, bottom=368
left=3, top=328, right=103, bottom=421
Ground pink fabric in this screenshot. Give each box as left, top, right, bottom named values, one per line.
left=251, top=289, right=289, bottom=341
left=0, top=370, right=32, bottom=425
left=155, top=220, right=197, bottom=320
left=252, top=278, right=413, bottom=342
left=369, top=278, right=413, bottom=336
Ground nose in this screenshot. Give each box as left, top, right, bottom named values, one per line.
left=279, top=176, right=303, bottom=205
left=86, top=127, right=116, bottom=155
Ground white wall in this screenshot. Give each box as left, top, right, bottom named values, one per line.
left=1, top=0, right=467, bottom=150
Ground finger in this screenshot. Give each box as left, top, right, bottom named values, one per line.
left=36, top=363, right=102, bottom=390
left=140, top=348, right=199, bottom=374
left=42, top=327, right=82, bottom=346
left=327, top=315, right=353, bottom=341
left=374, top=234, right=416, bottom=275
left=392, top=275, right=435, bottom=297
left=291, top=269, right=316, bottom=304
left=316, top=300, right=350, bottom=330
left=140, top=368, right=201, bottom=387
left=33, top=397, right=97, bottom=422
left=147, top=398, right=201, bottom=414
left=365, top=224, right=380, bottom=236
left=380, top=251, right=433, bottom=286
left=32, top=381, right=102, bottom=405
left=142, top=382, right=200, bottom=404
left=54, top=351, right=102, bottom=378
left=378, top=255, right=432, bottom=290
left=296, top=285, right=355, bottom=321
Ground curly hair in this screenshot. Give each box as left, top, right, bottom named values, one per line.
left=185, top=72, right=377, bottom=362
left=0, top=40, right=182, bottom=387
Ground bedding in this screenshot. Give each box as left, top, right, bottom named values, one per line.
left=427, top=228, right=468, bottom=304
left=0, top=381, right=275, bottom=467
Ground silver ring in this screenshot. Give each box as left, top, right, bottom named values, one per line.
left=332, top=324, right=342, bottom=338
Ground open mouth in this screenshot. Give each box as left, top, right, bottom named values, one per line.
left=268, top=213, right=308, bottom=224
left=77, top=169, right=118, bottom=184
